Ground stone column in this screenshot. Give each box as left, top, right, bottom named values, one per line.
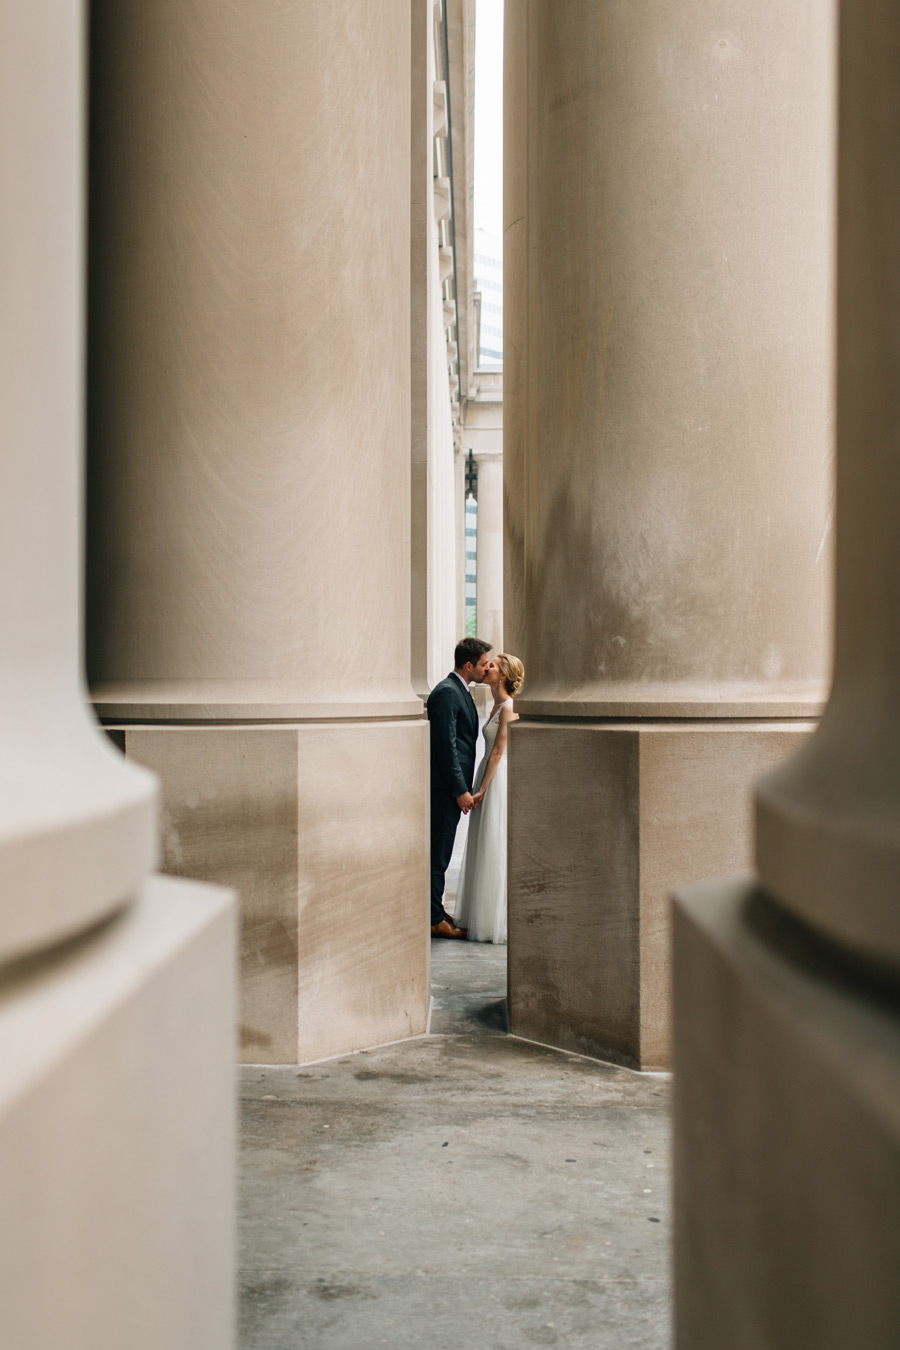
left=505, top=1, right=834, bottom=1067
left=475, top=451, right=503, bottom=654
left=675, top=5, right=900, bottom=1343
left=87, top=0, right=429, bottom=1064
left=410, top=0, right=431, bottom=699
left=412, top=0, right=459, bottom=698
left=0, top=5, right=234, bottom=1344
left=755, top=1, right=900, bottom=967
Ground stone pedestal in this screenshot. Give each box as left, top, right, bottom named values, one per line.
left=0, top=5, right=235, bottom=1343
left=504, top=0, right=834, bottom=1067
left=511, top=722, right=813, bottom=1068
left=674, top=882, right=900, bottom=1349
left=109, top=723, right=428, bottom=1063
left=1, top=879, right=235, bottom=1350
left=87, top=0, right=429, bottom=1061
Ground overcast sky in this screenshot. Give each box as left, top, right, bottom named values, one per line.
left=473, top=0, right=503, bottom=240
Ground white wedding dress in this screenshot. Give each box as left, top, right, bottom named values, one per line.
left=454, top=700, right=511, bottom=944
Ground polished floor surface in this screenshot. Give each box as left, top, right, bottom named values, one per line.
left=238, top=928, right=671, bottom=1348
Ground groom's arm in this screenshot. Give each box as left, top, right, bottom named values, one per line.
left=428, top=687, right=469, bottom=798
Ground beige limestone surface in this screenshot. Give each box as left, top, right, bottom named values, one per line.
left=87, top=0, right=418, bottom=721
left=756, top=0, right=900, bottom=969
left=445, top=0, right=476, bottom=396
left=673, top=7, right=900, bottom=1346
left=87, top=0, right=430, bottom=1064
left=0, top=877, right=235, bottom=1350
left=509, top=721, right=811, bottom=1068
left=475, top=452, right=504, bottom=655
left=411, top=0, right=431, bottom=699
left=502, top=0, right=834, bottom=1066
left=504, top=0, right=834, bottom=717
left=674, top=879, right=900, bottom=1349
left=411, top=0, right=459, bottom=697
left=1, top=5, right=237, bottom=1344
left=0, top=0, right=156, bottom=964
left=117, top=724, right=430, bottom=1064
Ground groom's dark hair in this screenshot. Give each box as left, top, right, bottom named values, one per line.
left=454, top=637, right=492, bottom=669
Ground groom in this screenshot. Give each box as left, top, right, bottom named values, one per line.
left=426, top=636, right=492, bottom=938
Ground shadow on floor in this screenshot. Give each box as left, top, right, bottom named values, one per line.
left=238, top=930, right=671, bottom=1349
left=428, top=935, right=509, bottom=1035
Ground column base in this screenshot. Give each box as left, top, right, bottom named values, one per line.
left=508, top=720, right=813, bottom=1069
left=674, top=878, right=900, bottom=1349
left=113, top=721, right=430, bottom=1063
left=0, top=875, right=234, bottom=1350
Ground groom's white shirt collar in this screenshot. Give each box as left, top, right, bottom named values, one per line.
left=451, top=670, right=469, bottom=692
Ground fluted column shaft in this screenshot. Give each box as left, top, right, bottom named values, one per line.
left=87, top=0, right=429, bottom=1062
left=505, top=0, right=834, bottom=1067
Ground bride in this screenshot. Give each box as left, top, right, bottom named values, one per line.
left=454, top=652, right=525, bottom=944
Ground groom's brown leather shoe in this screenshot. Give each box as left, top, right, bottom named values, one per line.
left=431, top=919, right=468, bottom=939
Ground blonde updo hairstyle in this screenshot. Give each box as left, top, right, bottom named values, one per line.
left=496, top=652, right=525, bottom=697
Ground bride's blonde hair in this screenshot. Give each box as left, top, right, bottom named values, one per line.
left=496, top=652, right=525, bottom=697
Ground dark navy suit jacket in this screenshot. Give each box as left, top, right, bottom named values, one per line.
left=425, top=673, right=479, bottom=802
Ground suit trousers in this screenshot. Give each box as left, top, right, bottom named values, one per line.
left=430, top=788, right=461, bottom=925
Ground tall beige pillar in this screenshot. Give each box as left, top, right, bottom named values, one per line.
left=505, top=1, right=834, bottom=1068
left=87, top=0, right=429, bottom=1064
left=0, top=5, right=234, bottom=1345
left=675, top=5, right=900, bottom=1344
left=475, top=451, right=503, bottom=654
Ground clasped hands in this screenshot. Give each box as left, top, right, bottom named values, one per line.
left=456, top=788, right=485, bottom=815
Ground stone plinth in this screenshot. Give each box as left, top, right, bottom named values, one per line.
left=510, top=722, right=812, bottom=1068
left=674, top=880, right=900, bottom=1349
left=112, top=724, right=429, bottom=1063
left=0, top=878, right=235, bottom=1350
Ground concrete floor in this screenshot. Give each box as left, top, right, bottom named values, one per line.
left=238, top=939, right=672, bottom=1348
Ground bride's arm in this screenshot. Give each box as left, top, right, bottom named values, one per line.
left=473, top=704, right=516, bottom=803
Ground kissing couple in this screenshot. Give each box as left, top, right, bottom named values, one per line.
left=426, top=636, right=525, bottom=943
